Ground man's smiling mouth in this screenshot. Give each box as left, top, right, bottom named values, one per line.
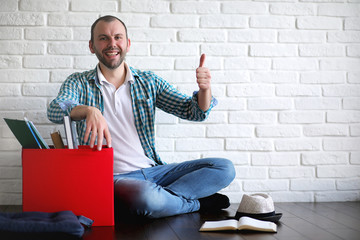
left=105, top=52, right=119, bottom=56
left=104, top=47, right=120, bottom=57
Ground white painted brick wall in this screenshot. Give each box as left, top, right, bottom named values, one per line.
left=0, top=0, right=359, bottom=204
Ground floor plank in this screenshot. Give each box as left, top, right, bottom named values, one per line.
left=281, top=217, right=342, bottom=240
left=166, top=212, right=205, bottom=240
left=322, top=202, right=360, bottom=220
left=296, top=202, right=360, bottom=231
left=271, top=220, right=307, bottom=240
left=0, top=203, right=359, bottom=240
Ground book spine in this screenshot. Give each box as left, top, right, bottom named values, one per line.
left=27, top=119, right=50, bottom=149
left=70, top=121, right=78, bottom=149
left=63, top=116, right=74, bottom=149
left=50, top=131, right=65, bottom=149
left=24, top=120, right=42, bottom=149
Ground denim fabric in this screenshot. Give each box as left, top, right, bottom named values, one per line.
left=113, top=158, right=235, bottom=218
left=0, top=211, right=88, bottom=237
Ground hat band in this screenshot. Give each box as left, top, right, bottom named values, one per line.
left=235, top=211, right=275, bottom=219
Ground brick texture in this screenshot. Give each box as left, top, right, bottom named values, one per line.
left=0, top=0, right=359, bottom=204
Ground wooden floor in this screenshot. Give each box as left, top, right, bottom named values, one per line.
left=1, top=202, right=360, bottom=240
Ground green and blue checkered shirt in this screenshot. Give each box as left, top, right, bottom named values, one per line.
left=47, top=66, right=217, bottom=165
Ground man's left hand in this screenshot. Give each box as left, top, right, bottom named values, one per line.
left=196, top=54, right=212, bottom=111
left=196, top=54, right=211, bottom=91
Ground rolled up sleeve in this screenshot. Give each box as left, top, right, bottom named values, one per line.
left=47, top=77, right=81, bottom=124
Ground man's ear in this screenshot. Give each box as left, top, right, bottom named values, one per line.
left=126, top=38, right=131, bottom=53
left=89, top=40, right=95, bottom=54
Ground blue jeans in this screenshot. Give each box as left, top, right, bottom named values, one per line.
left=113, top=158, right=235, bottom=218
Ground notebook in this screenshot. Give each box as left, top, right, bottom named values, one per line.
left=4, top=118, right=49, bottom=149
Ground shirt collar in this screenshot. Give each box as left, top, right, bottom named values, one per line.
left=97, top=62, right=134, bottom=86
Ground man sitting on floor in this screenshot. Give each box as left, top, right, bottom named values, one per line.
left=47, top=15, right=235, bottom=218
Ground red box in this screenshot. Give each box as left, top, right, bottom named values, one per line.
left=22, top=146, right=114, bottom=226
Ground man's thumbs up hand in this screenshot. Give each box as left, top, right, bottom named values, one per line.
left=199, top=53, right=206, bottom=67
left=196, top=54, right=211, bottom=91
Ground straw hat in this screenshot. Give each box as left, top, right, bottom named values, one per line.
left=235, top=193, right=282, bottom=223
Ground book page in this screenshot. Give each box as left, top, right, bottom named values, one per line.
left=238, top=217, right=277, bottom=232
left=199, top=219, right=238, bottom=231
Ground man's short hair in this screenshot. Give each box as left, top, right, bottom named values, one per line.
left=90, top=15, right=128, bottom=43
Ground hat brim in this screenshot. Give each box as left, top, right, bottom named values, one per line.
left=235, top=212, right=282, bottom=223
left=257, top=213, right=282, bottom=223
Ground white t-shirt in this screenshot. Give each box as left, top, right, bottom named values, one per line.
left=97, top=64, right=154, bottom=174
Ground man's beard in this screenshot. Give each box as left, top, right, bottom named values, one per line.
left=93, top=46, right=126, bottom=70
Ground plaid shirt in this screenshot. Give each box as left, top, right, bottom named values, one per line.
left=47, top=67, right=217, bottom=165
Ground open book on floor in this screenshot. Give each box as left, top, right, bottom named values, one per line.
left=199, top=217, right=277, bottom=233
